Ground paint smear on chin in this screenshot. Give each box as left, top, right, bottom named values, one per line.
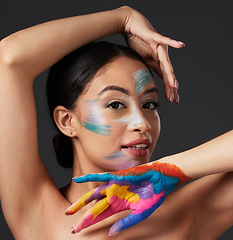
left=133, top=69, right=154, bottom=95
left=82, top=99, right=112, bottom=136
left=103, top=150, right=140, bottom=170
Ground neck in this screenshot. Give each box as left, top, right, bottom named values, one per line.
left=62, top=143, right=106, bottom=204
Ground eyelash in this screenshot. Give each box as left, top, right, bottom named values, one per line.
left=142, top=101, right=160, bottom=110
left=106, top=101, right=126, bottom=110
left=106, top=101, right=160, bottom=110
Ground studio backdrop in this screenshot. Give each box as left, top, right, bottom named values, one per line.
left=0, top=0, right=233, bottom=239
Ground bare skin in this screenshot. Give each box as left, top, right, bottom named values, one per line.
left=0, top=6, right=233, bottom=240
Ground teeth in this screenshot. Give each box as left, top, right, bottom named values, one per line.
left=124, top=144, right=148, bottom=149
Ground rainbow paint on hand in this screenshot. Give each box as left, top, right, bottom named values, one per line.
left=65, top=162, right=192, bottom=236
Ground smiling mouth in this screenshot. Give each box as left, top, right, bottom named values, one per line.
left=121, top=144, right=149, bottom=150
left=121, top=144, right=149, bottom=157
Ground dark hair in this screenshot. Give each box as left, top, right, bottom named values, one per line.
left=46, top=41, right=151, bottom=168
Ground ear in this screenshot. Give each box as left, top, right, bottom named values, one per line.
left=53, top=106, right=79, bottom=137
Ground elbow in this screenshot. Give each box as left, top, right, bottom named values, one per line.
left=0, top=36, right=22, bottom=67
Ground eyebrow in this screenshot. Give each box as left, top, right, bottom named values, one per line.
left=143, top=87, right=158, bottom=95
left=98, top=85, right=129, bottom=96
left=97, top=85, right=158, bottom=96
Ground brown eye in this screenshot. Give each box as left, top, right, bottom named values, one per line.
left=142, top=101, right=159, bottom=110
left=106, top=101, right=126, bottom=110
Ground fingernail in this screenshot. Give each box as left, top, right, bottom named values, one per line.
left=71, top=227, right=75, bottom=234
left=175, top=93, right=180, bottom=104
left=108, top=231, right=119, bottom=236
left=174, top=80, right=179, bottom=89
left=169, top=92, right=174, bottom=102
left=178, top=41, right=185, bottom=47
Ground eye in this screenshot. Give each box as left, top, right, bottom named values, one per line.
left=106, top=101, right=126, bottom=110
left=142, top=101, right=160, bottom=110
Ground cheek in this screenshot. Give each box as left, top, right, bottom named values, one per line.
left=150, top=112, right=161, bottom=141
left=81, top=100, right=112, bottom=136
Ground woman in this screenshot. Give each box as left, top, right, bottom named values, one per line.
left=0, top=5, right=232, bottom=240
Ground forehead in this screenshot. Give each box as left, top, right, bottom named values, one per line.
left=83, top=57, right=155, bottom=97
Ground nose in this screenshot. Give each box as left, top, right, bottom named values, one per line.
left=127, top=109, right=151, bottom=133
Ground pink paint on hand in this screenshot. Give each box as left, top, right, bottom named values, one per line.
left=68, top=162, right=192, bottom=235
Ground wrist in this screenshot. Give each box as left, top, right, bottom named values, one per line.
left=150, top=159, right=193, bottom=187
left=115, top=6, right=134, bottom=35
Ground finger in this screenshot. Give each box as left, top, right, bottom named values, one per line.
left=72, top=172, right=115, bottom=183
left=151, top=32, right=185, bottom=49
left=157, top=45, right=177, bottom=88
left=146, top=59, right=175, bottom=102
left=65, top=185, right=107, bottom=215
left=173, top=88, right=180, bottom=104
left=108, top=195, right=166, bottom=236
left=146, top=60, right=163, bottom=79
left=71, top=197, right=111, bottom=234
left=109, top=191, right=167, bottom=236
left=159, top=68, right=174, bottom=102
left=108, top=212, right=150, bottom=236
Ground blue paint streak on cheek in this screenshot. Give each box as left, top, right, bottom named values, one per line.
left=82, top=122, right=111, bottom=136
left=133, top=69, right=154, bottom=95
left=82, top=99, right=112, bottom=136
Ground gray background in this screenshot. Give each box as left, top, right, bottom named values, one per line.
left=0, top=0, right=233, bottom=239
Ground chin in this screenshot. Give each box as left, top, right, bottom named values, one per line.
left=99, top=149, right=150, bottom=171
left=100, top=159, right=141, bottom=172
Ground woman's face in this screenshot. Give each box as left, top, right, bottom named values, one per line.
left=73, top=57, right=160, bottom=171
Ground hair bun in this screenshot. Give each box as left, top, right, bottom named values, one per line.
left=53, top=133, right=73, bottom=168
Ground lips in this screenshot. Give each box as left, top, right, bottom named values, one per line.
left=122, top=139, right=151, bottom=156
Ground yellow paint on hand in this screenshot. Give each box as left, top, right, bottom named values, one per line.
left=101, top=184, right=140, bottom=204
left=69, top=190, right=94, bottom=213
left=92, top=198, right=110, bottom=219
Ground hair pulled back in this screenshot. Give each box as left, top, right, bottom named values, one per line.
left=46, top=41, right=150, bottom=168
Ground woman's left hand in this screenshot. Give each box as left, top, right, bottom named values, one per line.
left=65, top=161, right=192, bottom=236
left=122, top=7, right=185, bottom=102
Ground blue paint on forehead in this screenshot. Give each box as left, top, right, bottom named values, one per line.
left=133, top=69, right=154, bottom=95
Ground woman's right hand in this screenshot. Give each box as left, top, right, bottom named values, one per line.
left=121, top=6, right=185, bottom=102
left=65, top=161, right=192, bottom=236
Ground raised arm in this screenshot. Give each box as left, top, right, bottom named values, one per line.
left=0, top=6, right=184, bottom=236
left=0, top=6, right=129, bottom=234
left=1, top=6, right=184, bottom=99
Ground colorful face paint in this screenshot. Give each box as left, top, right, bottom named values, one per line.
left=82, top=99, right=112, bottom=136
left=111, top=102, right=142, bottom=127
left=103, top=150, right=140, bottom=170
left=133, top=69, right=154, bottom=95
left=66, top=162, right=192, bottom=235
